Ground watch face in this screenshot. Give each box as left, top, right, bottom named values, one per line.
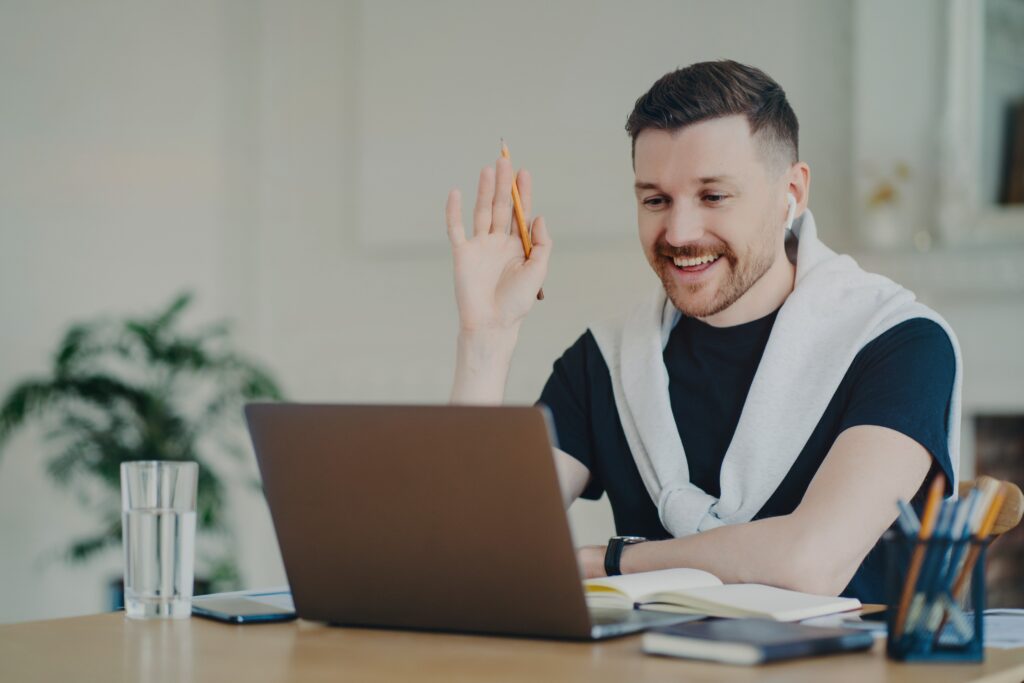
left=613, top=536, right=647, bottom=544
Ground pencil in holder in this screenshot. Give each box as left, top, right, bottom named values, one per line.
left=884, top=530, right=988, bottom=662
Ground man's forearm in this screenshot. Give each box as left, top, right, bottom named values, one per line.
left=449, top=328, right=519, bottom=404
left=619, top=513, right=857, bottom=596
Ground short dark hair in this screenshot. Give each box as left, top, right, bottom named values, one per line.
left=625, top=60, right=799, bottom=172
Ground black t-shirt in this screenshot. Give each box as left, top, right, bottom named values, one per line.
left=537, top=312, right=956, bottom=603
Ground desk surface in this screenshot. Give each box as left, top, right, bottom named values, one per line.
left=2, top=612, right=1024, bottom=683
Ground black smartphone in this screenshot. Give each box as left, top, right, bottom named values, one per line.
left=860, top=608, right=889, bottom=622
left=191, top=596, right=297, bottom=624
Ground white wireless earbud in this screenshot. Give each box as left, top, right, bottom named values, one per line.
left=784, top=192, right=797, bottom=233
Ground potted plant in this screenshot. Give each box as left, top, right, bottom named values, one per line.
left=0, top=293, right=284, bottom=605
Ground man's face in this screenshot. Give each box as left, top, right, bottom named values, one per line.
left=634, top=115, right=787, bottom=319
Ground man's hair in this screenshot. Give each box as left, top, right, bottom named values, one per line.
left=625, top=60, right=799, bottom=173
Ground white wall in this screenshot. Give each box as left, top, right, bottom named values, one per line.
left=0, top=0, right=857, bottom=623
left=0, top=0, right=255, bottom=622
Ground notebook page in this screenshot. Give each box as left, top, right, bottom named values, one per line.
left=585, top=568, right=722, bottom=602
left=644, top=583, right=860, bottom=622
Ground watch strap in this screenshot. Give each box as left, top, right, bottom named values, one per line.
left=604, top=536, right=645, bottom=576
left=604, top=538, right=625, bottom=577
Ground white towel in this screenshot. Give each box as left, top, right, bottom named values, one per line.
left=589, top=209, right=962, bottom=537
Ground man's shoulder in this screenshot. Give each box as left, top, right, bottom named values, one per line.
left=556, top=329, right=610, bottom=372
left=852, top=317, right=956, bottom=382
left=863, top=317, right=955, bottom=356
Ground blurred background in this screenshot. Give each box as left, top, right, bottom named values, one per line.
left=1, top=0, right=1022, bottom=623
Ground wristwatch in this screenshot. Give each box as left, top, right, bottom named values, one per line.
left=604, top=535, right=647, bottom=576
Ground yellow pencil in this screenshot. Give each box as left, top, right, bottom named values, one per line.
left=951, top=484, right=1006, bottom=599
left=500, top=140, right=544, bottom=301
left=932, top=482, right=1008, bottom=643
left=893, top=473, right=945, bottom=638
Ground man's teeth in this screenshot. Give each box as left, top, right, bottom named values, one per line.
left=672, top=254, right=721, bottom=268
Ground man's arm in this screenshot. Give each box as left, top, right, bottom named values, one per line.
left=450, top=328, right=590, bottom=508
left=449, top=328, right=520, bottom=406
left=446, top=157, right=591, bottom=506
left=579, top=424, right=933, bottom=595
left=553, top=448, right=590, bottom=507
left=446, top=155, right=550, bottom=407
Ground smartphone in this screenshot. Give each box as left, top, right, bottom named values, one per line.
left=191, top=596, right=297, bottom=624
left=860, top=608, right=889, bottom=622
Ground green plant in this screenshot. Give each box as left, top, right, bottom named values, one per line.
left=0, top=293, right=283, bottom=589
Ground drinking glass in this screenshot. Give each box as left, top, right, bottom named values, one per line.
left=120, top=461, right=198, bottom=619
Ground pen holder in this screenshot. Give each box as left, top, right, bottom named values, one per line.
left=884, top=530, right=988, bottom=662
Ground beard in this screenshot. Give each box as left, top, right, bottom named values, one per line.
left=653, top=218, right=778, bottom=319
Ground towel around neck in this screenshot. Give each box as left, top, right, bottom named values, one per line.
left=589, top=209, right=963, bottom=537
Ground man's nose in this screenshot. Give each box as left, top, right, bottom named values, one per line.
left=664, top=205, right=705, bottom=246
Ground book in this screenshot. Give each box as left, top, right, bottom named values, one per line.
left=585, top=568, right=861, bottom=622
left=642, top=618, right=874, bottom=665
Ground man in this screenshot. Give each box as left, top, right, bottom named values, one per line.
left=444, top=60, right=959, bottom=603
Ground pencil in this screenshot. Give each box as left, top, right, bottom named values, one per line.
left=893, top=473, right=945, bottom=638
left=500, top=140, right=544, bottom=301
left=950, top=483, right=1006, bottom=599
left=920, top=491, right=979, bottom=643
left=931, top=483, right=1008, bottom=644
left=904, top=500, right=955, bottom=636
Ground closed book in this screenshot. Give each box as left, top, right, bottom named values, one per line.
left=642, top=618, right=874, bottom=665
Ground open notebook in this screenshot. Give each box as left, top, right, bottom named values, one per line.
left=585, top=569, right=861, bottom=622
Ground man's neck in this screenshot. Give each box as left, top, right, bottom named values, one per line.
left=699, top=253, right=796, bottom=328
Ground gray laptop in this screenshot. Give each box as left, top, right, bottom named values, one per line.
left=244, top=403, right=695, bottom=640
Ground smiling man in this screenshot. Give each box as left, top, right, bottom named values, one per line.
left=445, top=60, right=961, bottom=603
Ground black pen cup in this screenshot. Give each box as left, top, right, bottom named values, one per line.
left=884, top=530, right=988, bottom=662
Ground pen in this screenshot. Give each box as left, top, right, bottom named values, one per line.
left=924, top=489, right=980, bottom=643
left=500, top=140, right=544, bottom=301
left=950, top=483, right=1006, bottom=601
left=932, top=483, right=1008, bottom=645
left=904, top=499, right=955, bottom=637
left=893, top=473, right=945, bottom=638
left=896, top=499, right=921, bottom=536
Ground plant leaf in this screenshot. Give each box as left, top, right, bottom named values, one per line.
left=0, top=379, right=62, bottom=452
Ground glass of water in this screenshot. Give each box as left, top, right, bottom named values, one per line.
left=120, top=460, right=198, bottom=619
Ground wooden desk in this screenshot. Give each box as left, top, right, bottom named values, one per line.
left=2, top=612, right=1024, bottom=683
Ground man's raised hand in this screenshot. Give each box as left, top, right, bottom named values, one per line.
left=445, top=156, right=552, bottom=334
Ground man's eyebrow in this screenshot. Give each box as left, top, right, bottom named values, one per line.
left=634, top=180, right=662, bottom=191
left=697, top=175, right=737, bottom=184
left=634, top=175, right=738, bottom=192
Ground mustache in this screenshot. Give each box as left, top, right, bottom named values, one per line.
left=657, top=241, right=735, bottom=260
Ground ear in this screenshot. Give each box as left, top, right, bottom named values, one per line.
left=786, top=162, right=811, bottom=215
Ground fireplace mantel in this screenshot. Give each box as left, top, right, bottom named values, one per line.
left=851, top=244, right=1024, bottom=303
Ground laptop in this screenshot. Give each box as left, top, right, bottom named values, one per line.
left=244, top=403, right=695, bottom=640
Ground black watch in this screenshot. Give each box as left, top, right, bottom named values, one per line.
left=604, top=535, right=646, bottom=576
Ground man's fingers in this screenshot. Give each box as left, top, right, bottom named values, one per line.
left=526, top=215, right=552, bottom=268
left=492, top=157, right=513, bottom=234
left=530, top=215, right=551, bottom=249
left=446, top=188, right=465, bottom=247
left=517, top=168, right=532, bottom=221
left=473, top=166, right=495, bottom=237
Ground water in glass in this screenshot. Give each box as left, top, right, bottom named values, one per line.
left=122, top=508, right=196, bottom=618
